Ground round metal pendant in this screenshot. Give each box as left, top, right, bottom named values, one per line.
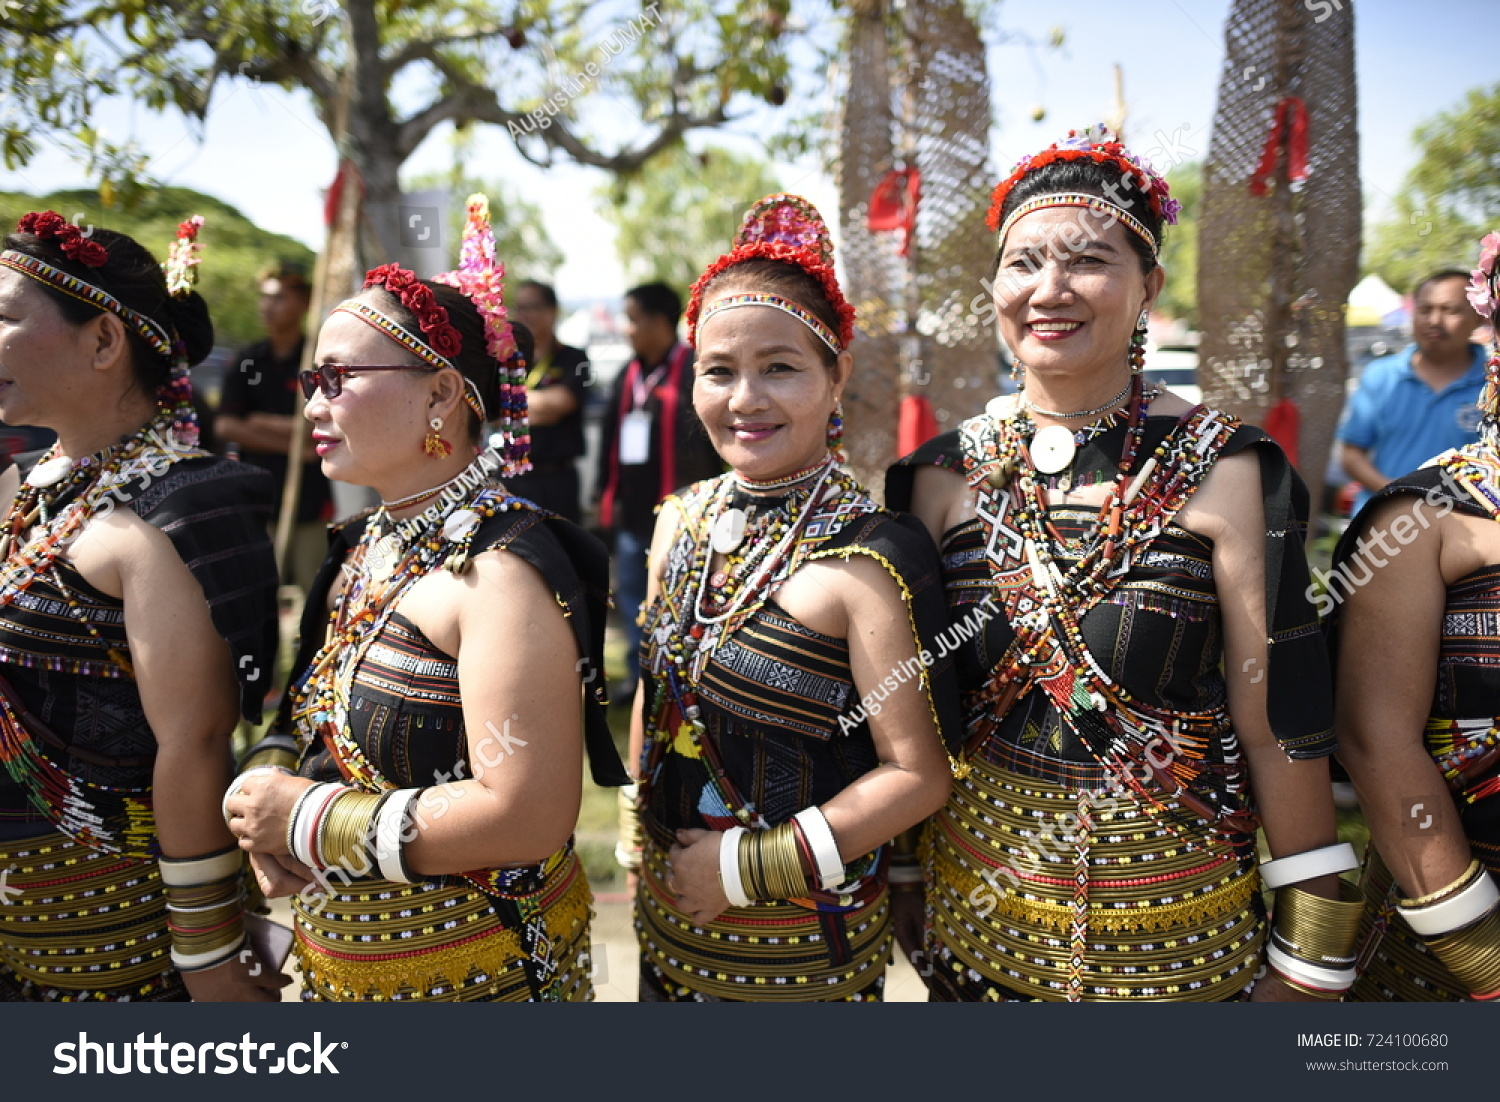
left=367, top=534, right=402, bottom=585
left=710, top=507, right=748, bottom=554
left=26, top=456, right=73, bottom=488
left=1030, top=424, right=1077, bottom=475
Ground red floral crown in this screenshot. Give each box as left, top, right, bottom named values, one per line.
left=363, top=263, right=464, bottom=359
left=686, top=194, right=856, bottom=351
left=16, top=210, right=109, bottom=267
left=985, top=125, right=1181, bottom=237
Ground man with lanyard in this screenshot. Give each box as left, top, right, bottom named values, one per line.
left=215, top=262, right=332, bottom=594
left=596, top=281, right=721, bottom=694
left=508, top=279, right=591, bottom=520
left=1340, top=269, right=1488, bottom=512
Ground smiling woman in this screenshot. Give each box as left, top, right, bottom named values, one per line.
left=888, top=127, right=1358, bottom=1003
left=0, top=212, right=282, bottom=1002
left=621, top=195, right=963, bottom=1002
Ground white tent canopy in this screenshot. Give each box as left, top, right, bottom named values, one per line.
left=1347, top=273, right=1404, bottom=326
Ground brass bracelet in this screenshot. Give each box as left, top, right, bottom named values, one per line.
left=616, top=783, right=644, bottom=869
left=319, top=790, right=384, bottom=875
left=738, top=822, right=811, bottom=901
left=1273, top=881, right=1365, bottom=967
left=891, top=825, right=923, bottom=861
left=1268, top=965, right=1346, bottom=1001
left=1399, top=859, right=1482, bottom=910
left=1426, top=906, right=1500, bottom=996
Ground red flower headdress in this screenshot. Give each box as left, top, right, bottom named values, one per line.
left=433, top=194, right=529, bottom=477
left=686, top=193, right=856, bottom=352
left=985, top=125, right=1181, bottom=253
left=16, top=210, right=109, bottom=267
left=362, top=263, right=465, bottom=360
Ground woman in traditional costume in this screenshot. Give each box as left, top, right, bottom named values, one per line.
left=0, top=213, right=281, bottom=1000
left=887, top=127, right=1361, bottom=1001
left=621, top=194, right=962, bottom=1001
left=1334, top=232, right=1500, bottom=1002
left=225, top=196, right=626, bottom=1002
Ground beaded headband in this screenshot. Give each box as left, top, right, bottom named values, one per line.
left=1469, top=232, right=1500, bottom=436
left=332, top=296, right=487, bottom=423
left=433, top=194, right=529, bottom=477
left=697, top=292, right=842, bottom=353
left=987, top=125, right=1180, bottom=256
left=997, top=192, right=1160, bottom=256
left=687, top=193, right=856, bottom=353
left=1, top=210, right=203, bottom=446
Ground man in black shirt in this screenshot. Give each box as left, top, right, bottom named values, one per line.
left=215, top=263, right=332, bottom=593
left=596, top=282, right=721, bottom=692
left=508, top=279, right=590, bottom=521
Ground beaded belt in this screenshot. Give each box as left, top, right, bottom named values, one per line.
left=0, top=830, right=183, bottom=1001
left=635, top=840, right=891, bottom=1001
left=925, top=766, right=1264, bottom=1001
left=292, top=844, right=593, bottom=1002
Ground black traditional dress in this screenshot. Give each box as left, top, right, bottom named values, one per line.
left=277, top=491, right=626, bottom=1002
left=634, top=467, right=962, bottom=1001
left=0, top=447, right=277, bottom=1001
left=887, top=401, right=1333, bottom=1001
left=1332, top=453, right=1500, bottom=1001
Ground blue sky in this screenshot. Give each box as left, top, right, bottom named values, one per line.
left=2, top=0, right=1496, bottom=300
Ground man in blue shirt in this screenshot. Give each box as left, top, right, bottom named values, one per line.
left=1339, top=269, right=1486, bottom=511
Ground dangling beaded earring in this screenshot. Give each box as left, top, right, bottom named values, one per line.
left=423, top=417, right=453, bottom=458
left=1010, top=357, right=1026, bottom=392
left=826, top=400, right=845, bottom=461
left=1129, top=309, right=1149, bottom=374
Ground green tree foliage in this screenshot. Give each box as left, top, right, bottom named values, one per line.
left=1367, top=83, right=1500, bottom=295
left=0, top=1, right=802, bottom=257
left=0, top=186, right=314, bottom=350
left=598, top=143, right=780, bottom=292
left=1155, top=161, right=1201, bottom=328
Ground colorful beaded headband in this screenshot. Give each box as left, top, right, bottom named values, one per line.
left=333, top=297, right=487, bottom=423
left=687, top=193, right=856, bottom=353
left=987, top=125, right=1180, bottom=255
left=1469, top=232, right=1500, bottom=433
left=997, top=192, right=1160, bottom=256
left=2, top=210, right=203, bottom=446
left=433, top=194, right=529, bottom=477
left=697, top=292, right=842, bottom=353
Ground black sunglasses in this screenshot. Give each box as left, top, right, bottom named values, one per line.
left=299, top=363, right=436, bottom=400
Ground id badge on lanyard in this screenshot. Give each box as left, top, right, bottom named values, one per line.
left=620, top=362, right=668, bottom=466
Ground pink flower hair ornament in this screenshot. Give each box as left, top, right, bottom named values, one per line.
left=433, top=193, right=530, bottom=477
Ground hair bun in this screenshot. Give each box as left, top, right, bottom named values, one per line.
left=166, top=289, right=215, bottom=367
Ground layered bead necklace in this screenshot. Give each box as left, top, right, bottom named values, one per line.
left=291, top=466, right=525, bottom=781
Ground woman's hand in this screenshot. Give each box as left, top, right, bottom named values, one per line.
left=179, top=945, right=290, bottom=1002
left=669, top=828, right=731, bottom=926
left=247, top=851, right=318, bottom=899
left=225, top=772, right=315, bottom=855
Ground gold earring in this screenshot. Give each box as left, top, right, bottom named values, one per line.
left=423, top=416, right=452, bottom=458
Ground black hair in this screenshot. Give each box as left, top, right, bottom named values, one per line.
left=698, top=258, right=842, bottom=368
left=993, top=158, right=1165, bottom=277
left=3, top=225, right=214, bottom=396
left=364, top=282, right=534, bottom=440
left=626, top=281, right=683, bottom=325
left=516, top=279, right=558, bottom=309
left=1412, top=268, right=1474, bottom=302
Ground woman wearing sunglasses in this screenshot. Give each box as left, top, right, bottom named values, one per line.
left=224, top=197, right=627, bottom=1001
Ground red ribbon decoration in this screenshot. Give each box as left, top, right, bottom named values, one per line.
left=1248, top=97, right=1309, bottom=198
left=897, top=394, right=938, bottom=455
left=867, top=167, right=921, bottom=257
left=1264, top=397, right=1301, bottom=469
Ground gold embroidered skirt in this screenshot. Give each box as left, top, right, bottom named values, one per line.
left=0, top=830, right=184, bottom=1001
left=925, top=765, right=1264, bottom=1001
left=292, top=843, right=593, bottom=1002
left=635, top=840, right=890, bottom=1001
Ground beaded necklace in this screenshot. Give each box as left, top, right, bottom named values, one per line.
left=290, top=482, right=526, bottom=790
left=0, top=411, right=198, bottom=857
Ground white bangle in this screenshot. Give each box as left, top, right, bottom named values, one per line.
left=793, top=807, right=845, bottom=891
left=292, top=783, right=345, bottom=868
left=221, top=765, right=291, bottom=827
left=374, top=788, right=422, bottom=883
left=171, top=933, right=247, bottom=974
left=1259, top=843, right=1358, bottom=890
left=158, top=848, right=242, bottom=887
left=719, top=827, right=751, bottom=907
left=1266, top=942, right=1355, bottom=993
left=1398, top=869, right=1500, bottom=937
